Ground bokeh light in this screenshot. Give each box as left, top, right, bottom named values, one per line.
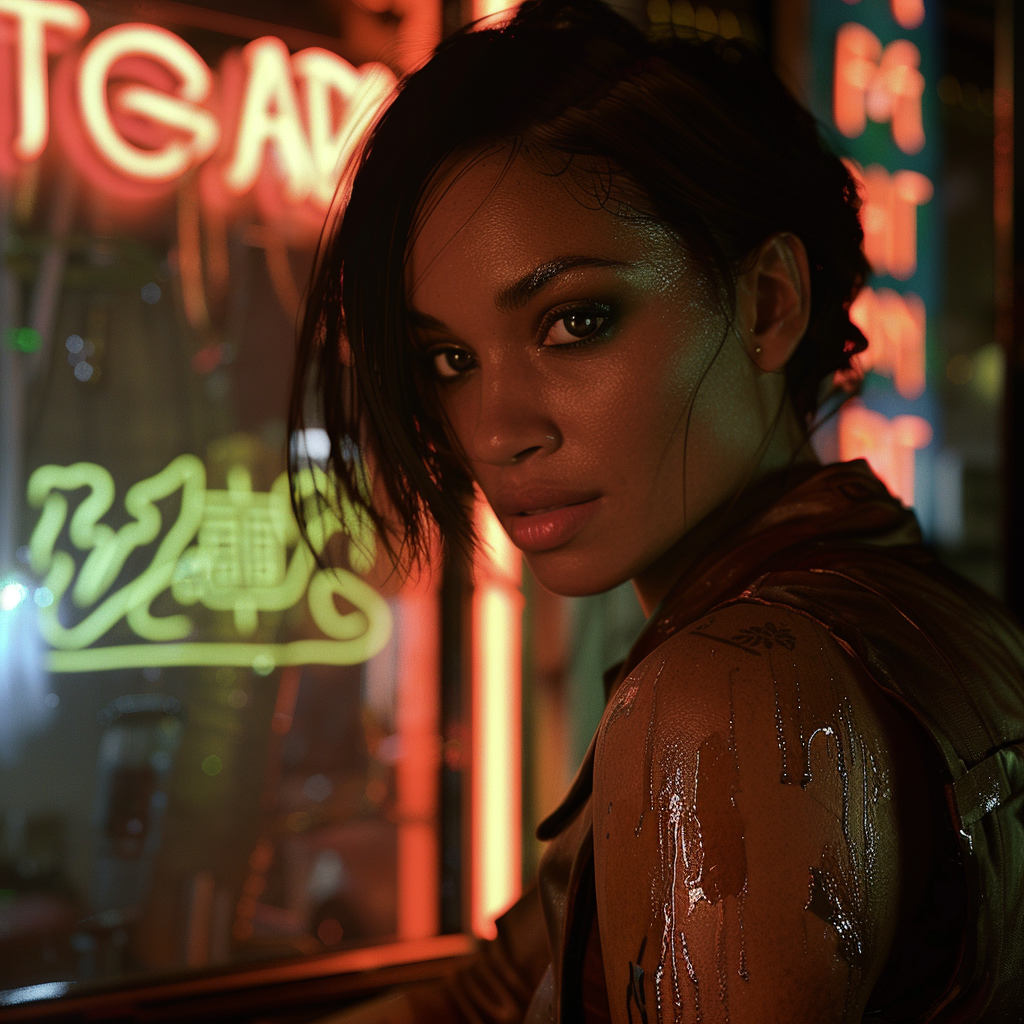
left=1, top=582, right=28, bottom=611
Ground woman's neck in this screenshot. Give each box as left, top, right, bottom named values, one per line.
left=631, top=435, right=820, bottom=617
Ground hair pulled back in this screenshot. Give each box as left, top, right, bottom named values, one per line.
left=289, top=0, right=869, bottom=570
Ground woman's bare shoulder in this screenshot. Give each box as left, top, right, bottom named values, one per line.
left=592, top=600, right=920, bottom=1024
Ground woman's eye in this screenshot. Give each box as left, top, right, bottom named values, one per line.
left=431, top=347, right=475, bottom=379
left=544, top=308, right=610, bottom=347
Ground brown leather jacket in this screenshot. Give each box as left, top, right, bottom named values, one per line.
left=328, top=461, right=1024, bottom=1024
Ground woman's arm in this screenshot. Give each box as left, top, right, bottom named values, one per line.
left=593, top=602, right=919, bottom=1024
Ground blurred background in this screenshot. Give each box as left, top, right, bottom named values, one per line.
left=0, top=0, right=1018, bottom=1018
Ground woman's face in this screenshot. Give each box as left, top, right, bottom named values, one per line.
left=407, top=150, right=803, bottom=610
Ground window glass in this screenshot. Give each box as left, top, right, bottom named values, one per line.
left=0, top=0, right=450, bottom=1000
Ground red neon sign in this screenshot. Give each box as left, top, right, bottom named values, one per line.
left=77, top=22, right=219, bottom=183
left=0, top=0, right=397, bottom=219
left=842, top=0, right=926, bottom=32
left=0, top=0, right=87, bottom=166
left=834, top=21, right=925, bottom=154
left=848, top=285, right=926, bottom=399
left=839, top=402, right=931, bottom=506
left=833, top=4, right=936, bottom=508
left=843, top=157, right=932, bottom=282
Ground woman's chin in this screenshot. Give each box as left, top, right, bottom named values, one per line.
left=522, top=552, right=631, bottom=600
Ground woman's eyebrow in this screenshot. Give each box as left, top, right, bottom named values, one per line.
left=407, top=255, right=630, bottom=334
left=495, top=255, right=630, bottom=313
left=408, top=308, right=449, bottom=334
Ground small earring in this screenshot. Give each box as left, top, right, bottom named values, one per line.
left=754, top=346, right=762, bottom=355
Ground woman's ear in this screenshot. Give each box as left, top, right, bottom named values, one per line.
left=736, top=233, right=811, bottom=373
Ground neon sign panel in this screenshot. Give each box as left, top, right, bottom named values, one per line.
left=25, top=456, right=393, bottom=673
left=0, top=0, right=397, bottom=212
left=818, top=0, right=938, bottom=509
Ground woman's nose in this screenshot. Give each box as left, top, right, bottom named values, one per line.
left=462, top=366, right=560, bottom=467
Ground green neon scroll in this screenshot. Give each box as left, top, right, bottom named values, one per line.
left=26, top=456, right=392, bottom=673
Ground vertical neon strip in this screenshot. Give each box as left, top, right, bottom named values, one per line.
left=813, top=0, right=940, bottom=521
left=395, top=577, right=441, bottom=940
left=471, top=502, right=522, bottom=940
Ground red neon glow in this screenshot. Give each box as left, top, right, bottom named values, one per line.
left=841, top=0, right=926, bottom=29
left=225, top=36, right=313, bottom=202
left=471, top=501, right=522, bottom=940
left=0, top=0, right=87, bottom=162
left=845, top=158, right=933, bottom=281
left=890, top=0, right=925, bottom=30
left=292, top=50, right=396, bottom=209
left=76, top=23, right=218, bottom=183
left=3, top=0, right=400, bottom=225
left=849, top=285, right=926, bottom=398
left=394, top=575, right=441, bottom=940
left=472, top=0, right=518, bottom=19
left=834, top=23, right=925, bottom=155
left=838, top=402, right=932, bottom=506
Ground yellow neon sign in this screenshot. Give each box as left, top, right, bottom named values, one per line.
left=225, top=36, right=314, bottom=202
left=0, top=0, right=398, bottom=212
left=77, top=22, right=221, bottom=183
left=0, top=0, right=89, bottom=161
left=26, top=456, right=392, bottom=673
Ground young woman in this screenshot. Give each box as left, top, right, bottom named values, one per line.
left=290, top=2, right=1024, bottom=1021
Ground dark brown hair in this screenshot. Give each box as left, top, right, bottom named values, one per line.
left=289, top=0, right=869, bottom=571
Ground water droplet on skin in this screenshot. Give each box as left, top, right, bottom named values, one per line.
left=736, top=885, right=749, bottom=981
left=773, top=674, right=791, bottom=785
left=636, top=660, right=666, bottom=837
left=715, top=904, right=731, bottom=1023
left=728, top=675, right=750, bottom=984
left=659, top=783, right=685, bottom=1012
left=608, top=678, right=642, bottom=727
left=680, top=929, right=702, bottom=1023
left=803, top=725, right=836, bottom=788
left=654, top=962, right=665, bottom=1023
left=793, top=660, right=810, bottom=786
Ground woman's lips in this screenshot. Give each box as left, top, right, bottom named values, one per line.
left=505, top=498, right=601, bottom=553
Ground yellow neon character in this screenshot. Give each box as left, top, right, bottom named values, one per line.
left=26, top=456, right=391, bottom=673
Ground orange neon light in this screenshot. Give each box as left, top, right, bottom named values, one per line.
left=76, top=23, right=218, bottom=182
left=844, top=158, right=933, bottom=281
left=890, top=0, right=925, bottom=29
left=849, top=285, right=926, bottom=399
left=394, top=574, right=441, bottom=940
left=0, top=0, right=88, bottom=161
left=838, top=402, right=932, bottom=506
left=834, top=23, right=925, bottom=155
left=471, top=501, right=522, bottom=940
left=472, top=0, right=519, bottom=20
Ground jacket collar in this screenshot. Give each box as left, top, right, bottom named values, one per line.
left=536, top=459, right=920, bottom=841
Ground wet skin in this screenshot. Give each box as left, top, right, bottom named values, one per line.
left=406, top=150, right=927, bottom=1022
left=594, top=605, right=926, bottom=1024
